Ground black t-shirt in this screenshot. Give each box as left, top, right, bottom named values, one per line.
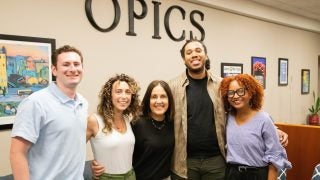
left=186, top=74, right=220, bottom=158
left=132, top=117, right=174, bottom=180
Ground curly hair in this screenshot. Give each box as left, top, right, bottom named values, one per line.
left=97, top=74, right=140, bottom=133
left=219, top=74, right=264, bottom=115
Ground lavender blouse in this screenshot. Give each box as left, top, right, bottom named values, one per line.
left=226, top=111, right=292, bottom=170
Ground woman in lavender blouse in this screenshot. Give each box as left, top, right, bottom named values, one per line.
left=219, top=74, right=292, bottom=180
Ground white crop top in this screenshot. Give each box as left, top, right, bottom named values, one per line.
left=90, top=113, right=135, bottom=174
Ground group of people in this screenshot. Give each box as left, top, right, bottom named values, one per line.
left=10, top=39, right=291, bottom=180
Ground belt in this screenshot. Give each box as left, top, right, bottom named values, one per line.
left=228, top=163, right=267, bottom=172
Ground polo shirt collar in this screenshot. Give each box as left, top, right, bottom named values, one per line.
left=48, top=82, right=83, bottom=105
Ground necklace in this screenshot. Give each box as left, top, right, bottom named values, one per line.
left=113, top=118, right=126, bottom=133
left=116, top=125, right=123, bottom=132
left=151, top=119, right=166, bottom=130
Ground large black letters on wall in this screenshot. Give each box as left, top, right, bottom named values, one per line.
left=190, top=10, right=205, bottom=41
left=164, top=5, right=186, bottom=41
left=85, top=0, right=205, bottom=41
left=85, top=0, right=121, bottom=32
left=152, top=1, right=161, bottom=39
left=127, top=0, right=148, bottom=36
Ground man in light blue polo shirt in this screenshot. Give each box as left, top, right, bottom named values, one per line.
left=10, top=45, right=88, bottom=180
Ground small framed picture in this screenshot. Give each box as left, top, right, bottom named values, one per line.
left=220, top=63, right=243, bottom=78
left=278, top=58, right=288, bottom=86
left=301, top=69, right=310, bottom=94
left=251, top=56, right=266, bottom=89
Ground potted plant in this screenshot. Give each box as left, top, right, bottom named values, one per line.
left=308, top=91, right=320, bottom=125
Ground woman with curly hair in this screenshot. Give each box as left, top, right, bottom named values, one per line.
left=219, top=74, right=291, bottom=180
left=86, top=73, right=140, bottom=180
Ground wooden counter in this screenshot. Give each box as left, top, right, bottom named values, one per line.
left=275, top=123, right=320, bottom=180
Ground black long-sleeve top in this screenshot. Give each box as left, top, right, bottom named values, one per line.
left=132, top=117, right=174, bottom=180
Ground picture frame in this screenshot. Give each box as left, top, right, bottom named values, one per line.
left=301, top=69, right=310, bottom=94
left=251, top=56, right=266, bottom=89
left=0, top=34, right=55, bottom=129
left=220, top=63, right=243, bottom=78
left=278, top=58, right=288, bottom=86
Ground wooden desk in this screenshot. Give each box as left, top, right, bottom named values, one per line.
left=275, top=123, right=320, bottom=180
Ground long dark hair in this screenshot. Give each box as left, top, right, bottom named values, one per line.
left=140, top=80, right=175, bottom=121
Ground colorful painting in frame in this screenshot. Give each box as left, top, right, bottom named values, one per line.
left=0, top=34, right=55, bottom=129
left=251, top=56, right=266, bottom=89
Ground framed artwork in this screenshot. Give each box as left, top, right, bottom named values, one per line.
left=220, top=63, right=243, bottom=78
left=301, top=69, right=310, bottom=94
left=0, top=34, right=55, bottom=129
left=251, top=56, right=266, bottom=89
left=278, top=58, right=288, bottom=86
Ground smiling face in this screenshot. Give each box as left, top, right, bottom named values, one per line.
left=52, top=51, right=83, bottom=92
left=183, top=41, right=207, bottom=74
left=227, top=80, right=252, bottom=111
left=149, top=84, right=169, bottom=121
left=111, top=80, right=132, bottom=112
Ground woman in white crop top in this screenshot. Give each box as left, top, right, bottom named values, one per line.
left=86, top=74, right=140, bottom=180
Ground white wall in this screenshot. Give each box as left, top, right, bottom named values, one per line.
left=0, top=0, right=319, bottom=175
left=184, top=0, right=320, bottom=33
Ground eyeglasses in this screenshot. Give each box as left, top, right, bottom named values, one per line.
left=227, top=88, right=246, bottom=98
